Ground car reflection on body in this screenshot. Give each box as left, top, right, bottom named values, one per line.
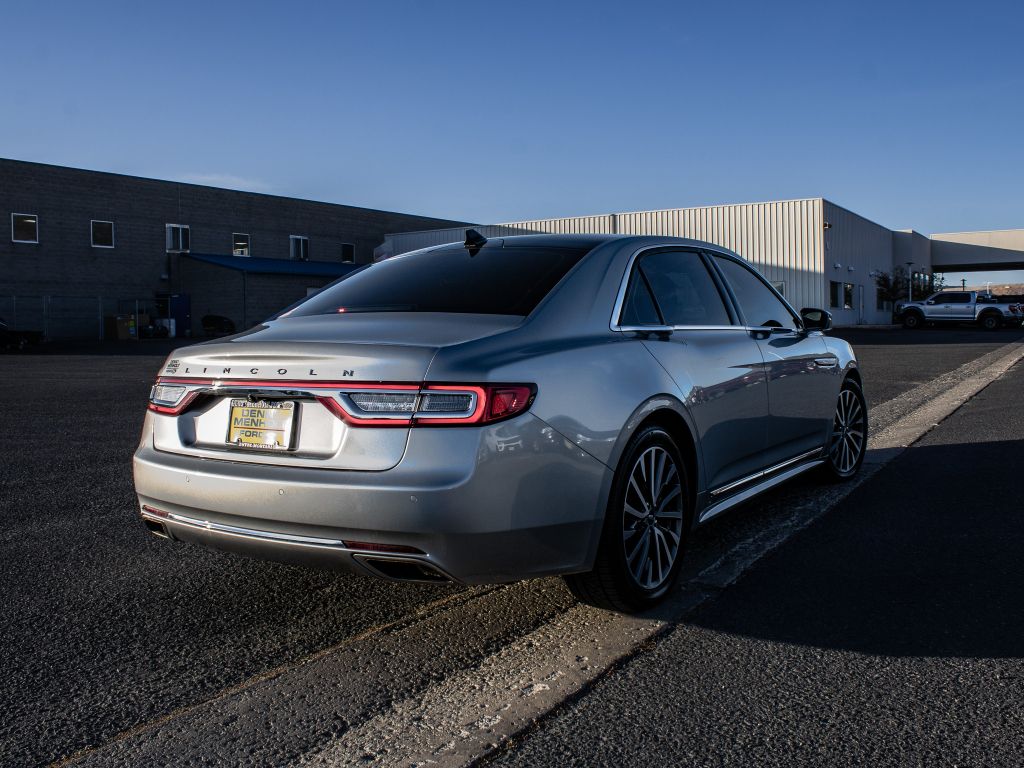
left=134, top=232, right=865, bottom=611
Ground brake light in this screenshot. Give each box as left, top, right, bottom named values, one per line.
left=488, top=386, right=534, bottom=421
left=320, top=383, right=535, bottom=427
left=148, top=383, right=201, bottom=415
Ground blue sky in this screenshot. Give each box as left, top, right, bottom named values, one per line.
left=2, top=0, right=1022, bottom=283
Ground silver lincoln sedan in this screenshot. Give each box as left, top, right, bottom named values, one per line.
left=134, top=232, right=866, bottom=611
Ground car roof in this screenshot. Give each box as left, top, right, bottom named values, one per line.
left=456, top=232, right=733, bottom=252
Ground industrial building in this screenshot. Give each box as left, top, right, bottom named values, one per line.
left=6, top=156, right=1024, bottom=337
left=0, top=158, right=466, bottom=338
left=383, top=199, right=941, bottom=327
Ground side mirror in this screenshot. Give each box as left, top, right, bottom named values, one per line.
left=926, top=299, right=936, bottom=305
left=800, top=307, right=833, bottom=332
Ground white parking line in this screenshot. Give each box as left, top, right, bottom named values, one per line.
left=296, top=340, right=1024, bottom=768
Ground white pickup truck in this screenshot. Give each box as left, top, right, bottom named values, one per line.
left=896, top=291, right=1023, bottom=330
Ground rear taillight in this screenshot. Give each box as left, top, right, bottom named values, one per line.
left=318, top=383, right=535, bottom=427
left=148, top=383, right=200, bottom=415
left=146, top=377, right=535, bottom=426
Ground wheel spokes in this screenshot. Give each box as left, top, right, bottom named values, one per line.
left=830, top=387, right=866, bottom=474
left=622, top=445, right=685, bottom=590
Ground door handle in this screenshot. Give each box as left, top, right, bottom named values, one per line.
left=813, top=357, right=838, bottom=368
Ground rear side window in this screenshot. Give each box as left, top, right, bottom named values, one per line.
left=620, top=273, right=662, bottom=325
left=632, top=250, right=731, bottom=326
left=714, top=255, right=798, bottom=329
left=286, top=244, right=592, bottom=317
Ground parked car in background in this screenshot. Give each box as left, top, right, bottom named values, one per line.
left=896, top=291, right=1023, bottom=330
left=135, top=233, right=866, bottom=612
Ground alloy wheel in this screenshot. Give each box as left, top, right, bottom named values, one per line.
left=622, top=446, right=684, bottom=590
left=830, top=388, right=866, bottom=474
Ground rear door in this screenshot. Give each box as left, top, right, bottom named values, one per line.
left=620, top=248, right=771, bottom=491
left=944, top=292, right=975, bottom=319
left=711, top=254, right=836, bottom=468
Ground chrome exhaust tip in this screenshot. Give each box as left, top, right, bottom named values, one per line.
left=353, top=555, right=452, bottom=583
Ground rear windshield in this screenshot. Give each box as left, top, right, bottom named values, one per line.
left=283, top=244, right=592, bottom=317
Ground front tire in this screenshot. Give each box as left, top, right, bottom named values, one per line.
left=564, top=426, right=690, bottom=612
left=902, top=311, right=923, bottom=329
left=820, top=378, right=868, bottom=482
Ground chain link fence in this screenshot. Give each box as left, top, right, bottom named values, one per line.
left=0, top=295, right=160, bottom=340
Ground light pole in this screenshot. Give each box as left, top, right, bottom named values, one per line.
left=905, top=261, right=914, bottom=302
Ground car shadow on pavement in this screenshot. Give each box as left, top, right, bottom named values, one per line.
left=830, top=327, right=1024, bottom=346
left=679, top=438, right=1024, bottom=659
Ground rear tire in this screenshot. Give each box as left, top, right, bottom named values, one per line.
left=564, top=425, right=691, bottom=612
left=902, top=311, right=923, bottom=329
left=980, top=313, right=1001, bottom=331
left=819, top=378, right=868, bottom=482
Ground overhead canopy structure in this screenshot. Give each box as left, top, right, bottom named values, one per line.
left=929, top=230, right=1024, bottom=273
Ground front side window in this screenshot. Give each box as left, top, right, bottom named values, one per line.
left=91, top=220, right=114, bottom=248
left=290, top=236, right=309, bottom=261
left=630, top=250, right=731, bottom=326
left=715, top=255, right=798, bottom=329
left=166, top=224, right=190, bottom=252
left=233, top=233, right=250, bottom=256
left=284, top=244, right=592, bottom=318
left=12, top=213, right=38, bottom=243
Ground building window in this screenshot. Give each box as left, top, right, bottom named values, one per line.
left=91, top=220, right=115, bottom=248
left=166, top=224, right=190, bottom=252
left=12, top=213, right=38, bottom=243
left=233, top=233, right=250, bottom=256
left=341, top=243, right=355, bottom=263
left=290, top=235, right=309, bottom=261
left=829, top=281, right=855, bottom=310
left=771, top=280, right=785, bottom=297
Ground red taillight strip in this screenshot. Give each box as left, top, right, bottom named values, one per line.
left=147, top=391, right=201, bottom=415
left=147, top=378, right=535, bottom=426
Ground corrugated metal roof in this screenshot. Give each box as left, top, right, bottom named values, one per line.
left=183, top=253, right=359, bottom=276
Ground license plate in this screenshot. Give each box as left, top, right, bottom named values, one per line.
left=227, top=400, right=296, bottom=450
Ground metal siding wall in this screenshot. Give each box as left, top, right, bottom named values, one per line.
left=822, top=201, right=895, bottom=325
left=608, top=200, right=824, bottom=314
left=386, top=200, right=830, bottom=320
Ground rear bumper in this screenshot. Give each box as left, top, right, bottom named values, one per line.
left=133, top=413, right=613, bottom=584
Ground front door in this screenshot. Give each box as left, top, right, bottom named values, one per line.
left=617, top=248, right=771, bottom=491
left=712, top=255, right=836, bottom=468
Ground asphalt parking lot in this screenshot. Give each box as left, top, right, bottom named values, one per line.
left=1, top=326, right=1023, bottom=766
